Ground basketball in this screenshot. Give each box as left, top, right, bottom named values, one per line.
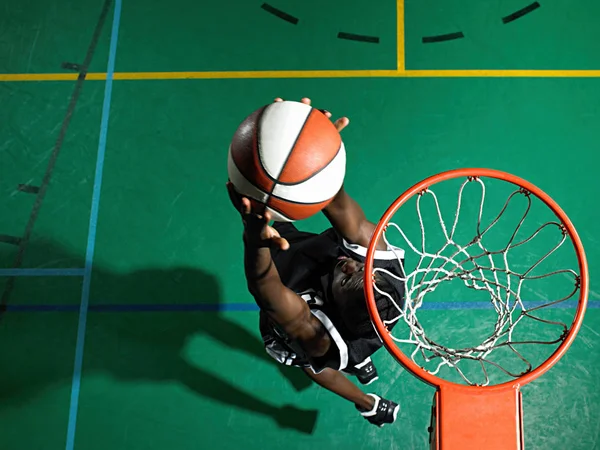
left=227, top=100, right=346, bottom=222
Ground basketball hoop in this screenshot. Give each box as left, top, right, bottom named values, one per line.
left=364, top=168, right=589, bottom=449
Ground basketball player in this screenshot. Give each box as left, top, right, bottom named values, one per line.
left=227, top=98, right=405, bottom=427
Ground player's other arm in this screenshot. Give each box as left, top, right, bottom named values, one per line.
left=280, top=97, right=385, bottom=251
left=323, top=186, right=387, bottom=250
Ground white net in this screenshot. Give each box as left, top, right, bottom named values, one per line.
left=372, top=176, right=581, bottom=386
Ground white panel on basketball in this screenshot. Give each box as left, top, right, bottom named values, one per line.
left=272, top=142, right=346, bottom=203
left=227, top=147, right=269, bottom=203
left=258, top=101, right=313, bottom=179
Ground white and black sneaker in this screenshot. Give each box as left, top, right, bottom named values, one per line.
left=344, top=357, right=379, bottom=385
left=356, top=394, right=400, bottom=427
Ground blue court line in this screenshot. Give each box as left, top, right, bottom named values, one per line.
left=65, top=1, right=121, bottom=449
left=6, top=301, right=598, bottom=313
left=418, top=300, right=598, bottom=310
left=0, top=268, right=85, bottom=277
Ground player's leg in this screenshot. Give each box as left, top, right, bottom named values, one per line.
left=343, top=356, right=379, bottom=385
left=302, top=367, right=373, bottom=409
left=302, top=367, right=400, bottom=427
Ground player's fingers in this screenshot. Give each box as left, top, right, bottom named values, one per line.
left=319, top=109, right=332, bottom=119
left=334, top=117, right=350, bottom=132
left=264, top=210, right=273, bottom=223
left=241, top=197, right=252, bottom=215
left=301, top=97, right=311, bottom=105
left=274, top=236, right=290, bottom=251
left=267, top=225, right=281, bottom=238
left=262, top=227, right=277, bottom=241
left=274, top=97, right=284, bottom=102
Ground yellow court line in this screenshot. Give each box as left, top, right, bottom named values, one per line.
left=113, top=70, right=401, bottom=80
left=406, top=70, right=600, bottom=78
left=397, top=0, right=405, bottom=71
left=0, top=73, right=103, bottom=81
left=113, top=69, right=600, bottom=79
left=1, top=69, right=600, bottom=82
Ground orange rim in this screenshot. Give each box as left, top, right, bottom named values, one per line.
left=364, top=168, right=589, bottom=392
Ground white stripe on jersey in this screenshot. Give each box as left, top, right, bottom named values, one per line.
left=342, top=239, right=405, bottom=260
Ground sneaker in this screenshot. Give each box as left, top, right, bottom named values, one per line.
left=356, top=394, right=400, bottom=427
left=344, top=357, right=379, bottom=385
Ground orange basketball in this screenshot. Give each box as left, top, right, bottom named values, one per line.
left=227, top=100, right=346, bottom=222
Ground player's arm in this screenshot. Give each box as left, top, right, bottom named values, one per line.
left=244, top=242, right=331, bottom=357
left=323, top=186, right=387, bottom=250
left=227, top=182, right=331, bottom=357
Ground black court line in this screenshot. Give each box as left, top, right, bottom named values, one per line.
left=17, top=184, right=40, bottom=194
left=261, top=3, right=299, bottom=25
left=0, top=235, right=22, bottom=246
left=61, top=62, right=83, bottom=72
left=423, top=31, right=465, bottom=44
left=337, top=32, right=380, bottom=44
left=503, top=2, right=541, bottom=24
left=0, top=0, right=113, bottom=317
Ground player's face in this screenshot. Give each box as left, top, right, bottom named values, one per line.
left=331, top=256, right=366, bottom=303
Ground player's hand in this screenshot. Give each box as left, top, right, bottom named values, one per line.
left=226, top=181, right=290, bottom=251
left=274, top=97, right=349, bottom=133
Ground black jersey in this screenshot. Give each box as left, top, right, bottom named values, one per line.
left=259, top=223, right=405, bottom=373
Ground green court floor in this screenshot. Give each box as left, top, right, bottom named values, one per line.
left=1, top=1, right=599, bottom=449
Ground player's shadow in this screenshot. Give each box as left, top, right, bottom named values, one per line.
left=0, top=239, right=316, bottom=434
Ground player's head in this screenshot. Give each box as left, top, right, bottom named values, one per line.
left=331, top=257, right=402, bottom=338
